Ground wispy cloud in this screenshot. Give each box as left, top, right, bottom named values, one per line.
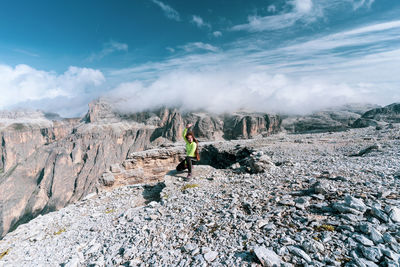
left=341, top=20, right=400, bottom=35
left=232, top=13, right=303, bottom=32
left=232, top=0, right=377, bottom=32
left=274, top=20, right=400, bottom=58
left=88, top=40, right=128, bottom=61
left=352, top=0, right=375, bottom=10
left=179, top=42, right=219, bottom=53
left=213, top=31, right=222, bottom=37
left=231, top=0, right=319, bottom=32
left=191, top=15, right=211, bottom=29
left=13, top=48, right=39, bottom=57
left=166, top=47, right=175, bottom=53
left=151, top=0, right=180, bottom=21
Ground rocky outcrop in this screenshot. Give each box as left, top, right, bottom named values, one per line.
left=83, top=99, right=120, bottom=123
left=223, top=113, right=281, bottom=139
left=0, top=99, right=282, bottom=238
left=282, top=103, right=380, bottom=133
left=282, top=111, right=358, bottom=133
left=103, top=146, right=185, bottom=188
left=353, top=103, right=400, bottom=128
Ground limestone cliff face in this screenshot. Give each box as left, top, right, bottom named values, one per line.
left=0, top=99, right=282, bottom=238
left=0, top=121, right=76, bottom=172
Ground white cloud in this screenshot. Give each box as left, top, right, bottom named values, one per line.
left=151, top=0, right=180, bottom=21
left=213, top=31, right=222, bottom=37
left=293, top=0, right=313, bottom=13
left=0, top=65, right=105, bottom=117
left=88, top=40, right=128, bottom=61
left=179, top=42, right=219, bottom=52
left=191, top=15, right=211, bottom=29
left=107, top=67, right=367, bottom=115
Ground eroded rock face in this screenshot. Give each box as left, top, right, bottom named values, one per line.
left=353, top=103, right=400, bottom=128
left=282, top=104, right=380, bottom=133
left=0, top=99, right=282, bottom=238
left=0, top=121, right=76, bottom=172
left=104, top=146, right=185, bottom=188
left=84, top=99, right=120, bottom=123
left=223, top=113, right=281, bottom=139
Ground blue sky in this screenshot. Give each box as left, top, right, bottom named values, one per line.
left=0, top=0, right=400, bottom=117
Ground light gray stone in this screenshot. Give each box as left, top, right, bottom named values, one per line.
left=253, top=246, right=282, bottom=267
left=354, top=234, right=374, bottom=246
left=383, top=233, right=397, bottom=244
left=345, top=196, right=367, bottom=212
left=102, top=172, right=115, bottom=186
left=288, top=246, right=312, bottom=263
left=64, top=257, right=81, bottom=267
left=203, top=251, right=218, bottom=262
left=361, top=246, right=383, bottom=262
left=369, top=228, right=383, bottom=244
left=381, top=247, right=400, bottom=262
left=371, top=207, right=389, bottom=222
left=389, top=207, right=400, bottom=223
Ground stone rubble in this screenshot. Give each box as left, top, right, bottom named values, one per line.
left=0, top=124, right=399, bottom=266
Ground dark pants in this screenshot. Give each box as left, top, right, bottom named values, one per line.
left=176, top=156, right=197, bottom=174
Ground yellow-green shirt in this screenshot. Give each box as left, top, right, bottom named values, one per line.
left=183, top=128, right=197, bottom=157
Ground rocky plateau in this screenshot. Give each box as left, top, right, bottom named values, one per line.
left=0, top=120, right=399, bottom=266
left=0, top=101, right=399, bottom=266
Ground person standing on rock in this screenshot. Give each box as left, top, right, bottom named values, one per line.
left=176, top=123, right=199, bottom=179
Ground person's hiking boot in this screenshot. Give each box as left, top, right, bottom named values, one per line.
left=187, top=173, right=192, bottom=179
